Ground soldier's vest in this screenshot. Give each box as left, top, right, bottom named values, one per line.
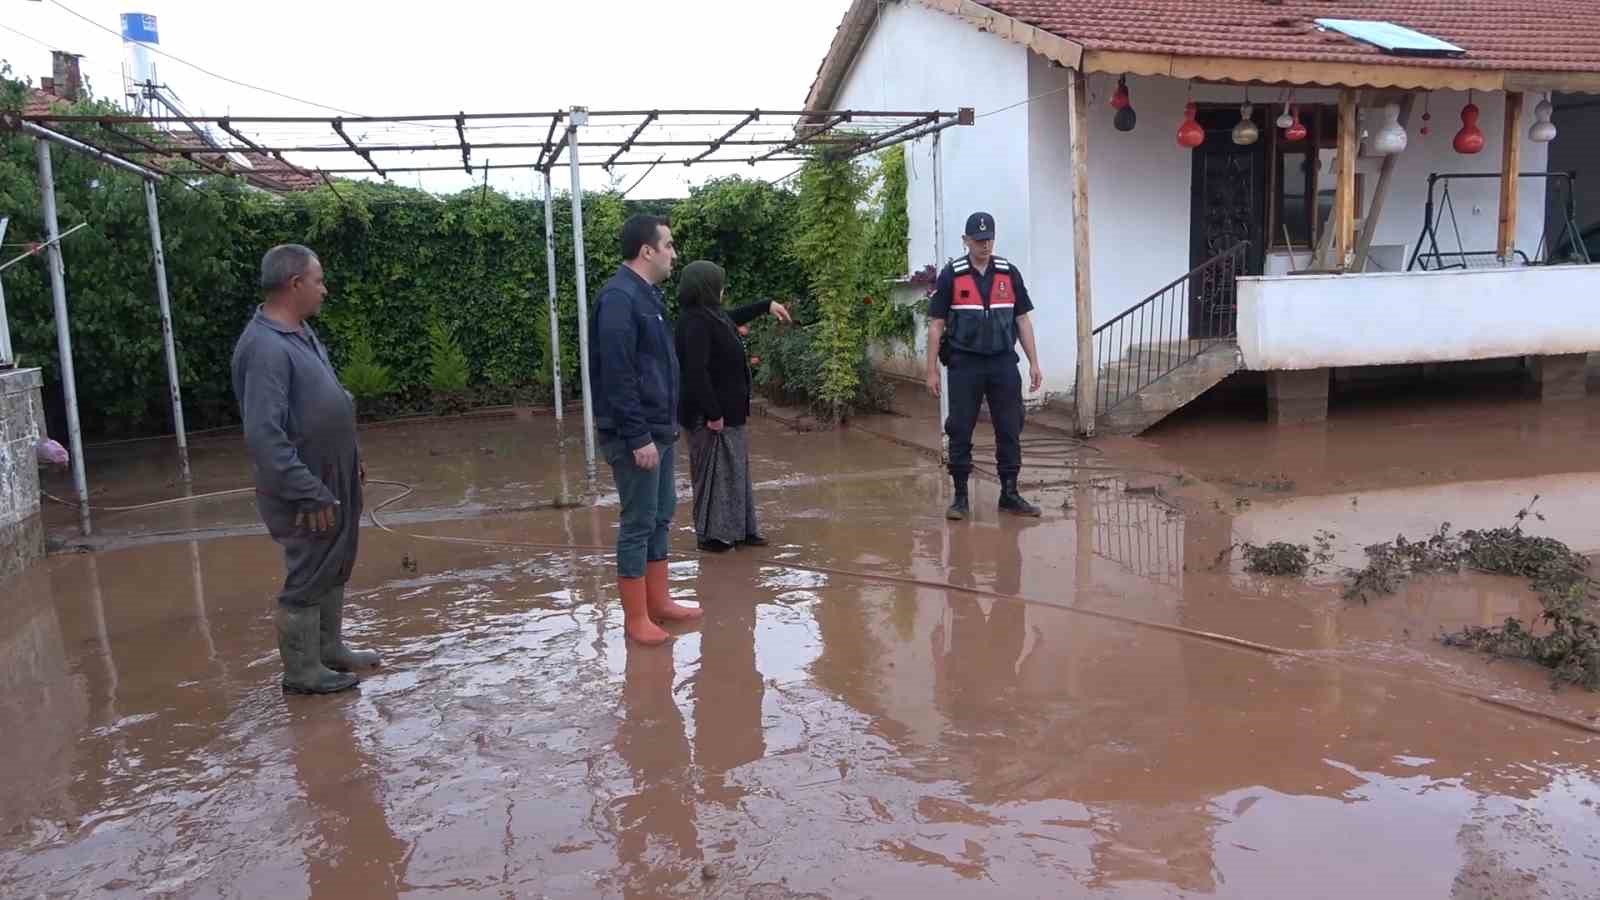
left=945, top=256, right=1018, bottom=357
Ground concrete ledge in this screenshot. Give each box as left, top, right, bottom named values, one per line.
left=2, top=367, right=46, bottom=579
left=1238, top=266, right=1600, bottom=371
left=0, top=512, right=44, bottom=582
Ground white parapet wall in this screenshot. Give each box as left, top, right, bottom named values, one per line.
left=1237, top=265, right=1600, bottom=371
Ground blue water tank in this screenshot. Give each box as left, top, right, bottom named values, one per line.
left=120, top=13, right=159, bottom=45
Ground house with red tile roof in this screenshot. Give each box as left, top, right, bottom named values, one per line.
left=810, top=1, right=1600, bottom=431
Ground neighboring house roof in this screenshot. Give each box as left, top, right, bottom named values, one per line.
left=22, top=87, right=65, bottom=117
left=807, top=0, right=1600, bottom=110
left=157, top=129, right=322, bottom=192
left=19, top=87, right=320, bottom=193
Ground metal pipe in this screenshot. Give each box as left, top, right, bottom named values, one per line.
left=5, top=115, right=162, bottom=180
left=0, top=217, right=11, bottom=367
left=0, top=223, right=91, bottom=275
left=568, top=109, right=597, bottom=478
left=931, top=132, right=949, bottom=462
left=543, top=168, right=563, bottom=422
left=25, top=108, right=960, bottom=125
left=143, top=180, right=190, bottom=481
left=35, top=141, right=92, bottom=535
left=282, top=157, right=813, bottom=177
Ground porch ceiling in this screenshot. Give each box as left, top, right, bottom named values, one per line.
left=1081, top=50, right=1600, bottom=94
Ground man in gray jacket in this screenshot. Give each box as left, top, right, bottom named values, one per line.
left=232, top=244, right=381, bottom=694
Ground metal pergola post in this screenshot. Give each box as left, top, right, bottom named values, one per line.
left=35, top=141, right=92, bottom=536
left=542, top=167, right=563, bottom=422
left=567, top=107, right=597, bottom=478
left=143, top=179, right=190, bottom=481
left=931, top=132, right=950, bottom=461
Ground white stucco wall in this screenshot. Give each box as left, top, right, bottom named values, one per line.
left=825, top=1, right=1559, bottom=398
left=1236, top=265, right=1600, bottom=370
left=830, top=0, right=1032, bottom=276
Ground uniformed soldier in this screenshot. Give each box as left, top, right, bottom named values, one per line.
left=925, top=212, right=1043, bottom=520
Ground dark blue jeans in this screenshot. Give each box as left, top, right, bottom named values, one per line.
left=603, top=436, right=676, bottom=578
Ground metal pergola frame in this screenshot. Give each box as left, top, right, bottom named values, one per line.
left=3, top=104, right=973, bottom=534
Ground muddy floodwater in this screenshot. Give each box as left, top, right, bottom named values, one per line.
left=5, top=391, right=1600, bottom=898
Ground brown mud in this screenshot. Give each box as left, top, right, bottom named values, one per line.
left=6, top=388, right=1600, bottom=897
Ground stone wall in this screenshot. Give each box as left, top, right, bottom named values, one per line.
left=1, top=368, right=46, bottom=580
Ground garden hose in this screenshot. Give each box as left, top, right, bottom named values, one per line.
left=38, top=478, right=1600, bottom=737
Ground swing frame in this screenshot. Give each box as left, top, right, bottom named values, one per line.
left=1408, top=170, right=1589, bottom=271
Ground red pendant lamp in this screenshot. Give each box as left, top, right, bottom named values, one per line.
left=1283, top=105, right=1307, bottom=142
left=1177, top=101, right=1204, bottom=148
left=1453, top=92, right=1485, bottom=154
left=1111, top=75, right=1136, bottom=132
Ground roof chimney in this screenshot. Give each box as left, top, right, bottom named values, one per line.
left=39, top=76, right=55, bottom=95
left=51, top=51, right=83, bottom=101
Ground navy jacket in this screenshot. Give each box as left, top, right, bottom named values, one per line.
left=589, top=265, right=680, bottom=451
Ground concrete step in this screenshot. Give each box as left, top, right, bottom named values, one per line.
left=1096, top=342, right=1242, bottom=435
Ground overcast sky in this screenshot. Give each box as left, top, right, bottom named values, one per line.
left=2, top=0, right=855, bottom=197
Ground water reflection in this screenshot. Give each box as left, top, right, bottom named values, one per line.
left=613, top=645, right=700, bottom=898
left=285, top=703, right=409, bottom=898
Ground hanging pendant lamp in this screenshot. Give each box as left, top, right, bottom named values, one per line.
left=1111, top=75, right=1137, bottom=132
left=1371, top=101, right=1408, bottom=155
left=1530, top=94, right=1557, bottom=142
left=1177, top=100, right=1204, bottom=148
left=1283, top=105, right=1307, bottom=142
left=1232, top=102, right=1260, bottom=146
left=1453, top=92, right=1485, bottom=154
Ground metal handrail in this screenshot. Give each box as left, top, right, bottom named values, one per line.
left=1091, top=241, right=1249, bottom=414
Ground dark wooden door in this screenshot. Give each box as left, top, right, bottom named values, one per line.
left=1189, top=107, right=1267, bottom=338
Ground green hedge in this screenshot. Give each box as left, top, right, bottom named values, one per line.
left=1, top=68, right=910, bottom=436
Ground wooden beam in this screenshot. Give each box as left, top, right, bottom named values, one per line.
left=1498, top=92, right=1525, bottom=261
left=1333, top=90, right=1358, bottom=270
left=1068, top=67, right=1096, bottom=437
left=1353, top=93, right=1414, bottom=270
left=917, top=0, right=1084, bottom=69
left=1505, top=71, right=1600, bottom=95
left=1084, top=50, right=1502, bottom=93
left=803, top=0, right=880, bottom=112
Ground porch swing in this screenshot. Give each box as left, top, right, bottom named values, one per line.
left=1407, top=171, right=1590, bottom=270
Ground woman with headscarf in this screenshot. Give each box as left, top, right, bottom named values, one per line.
left=674, top=260, right=791, bottom=553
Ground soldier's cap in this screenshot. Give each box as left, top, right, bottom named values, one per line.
left=964, top=212, right=996, bottom=241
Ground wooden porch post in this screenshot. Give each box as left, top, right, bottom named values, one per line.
left=1068, top=66, right=1096, bottom=436
left=1334, top=90, right=1359, bottom=269
left=1354, top=93, right=1414, bottom=271
left=1498, top=92, right=1525, bottom=261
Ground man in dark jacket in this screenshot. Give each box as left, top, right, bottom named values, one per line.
left=591, top=214, right=702, bottom=645
left=233, top=244, right=381, bottom=695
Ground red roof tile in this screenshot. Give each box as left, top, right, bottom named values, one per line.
left=979, top=0, right=1600, bottom=73
left=116, top=128, right=321, bottom=192
left=22, top=88, right=65, bottom=117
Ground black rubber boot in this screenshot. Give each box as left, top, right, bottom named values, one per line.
left=320, top=587, right=382, bottom=672
left=946, top=475, right=970, bottom=521
left=999, top=477, right=1041, bottom=517
left=277, top=605, right=359, bottom=695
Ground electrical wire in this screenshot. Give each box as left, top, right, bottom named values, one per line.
left=48, top=0, right=367, bottom=118
left=977, top=84, right=1070, bottom=120
left=1, top=22, right=58, bottom=50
